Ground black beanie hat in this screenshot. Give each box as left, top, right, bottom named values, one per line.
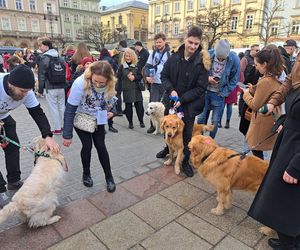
left=8, top=64, right=35, bottom=89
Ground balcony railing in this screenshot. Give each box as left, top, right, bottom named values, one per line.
left=0, top=30, right=59, bottom=38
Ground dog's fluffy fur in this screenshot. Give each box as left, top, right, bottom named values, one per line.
left=189, top=135, right=269, bottom=215
left=0, top=137, right=67, bottom=228
left=160, top=114, right=184, bottom=175
left=146, top=102, right=165, bottom=135
left=192, top=124, right=214, bottom=137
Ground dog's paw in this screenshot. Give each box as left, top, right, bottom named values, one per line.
left=152, top=131, right=158, bottom=135
left=164, top=159, right=172, bottom=166
left=175, top=166, right=180, bottom=175
left=259, top=226, right=275, bottom=236
left=224, top=203, right=232, bottom=210
left=211, top=207, right=224, bottom=216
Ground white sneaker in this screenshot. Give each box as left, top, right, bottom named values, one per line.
left=0, top=192, right=10, bottom=208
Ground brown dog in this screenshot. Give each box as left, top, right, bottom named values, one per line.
left=160, top=114, right=185, bottom=175
left=188, top=135, right=269, bottom=216
left=192, top=124, right=214, bottom=137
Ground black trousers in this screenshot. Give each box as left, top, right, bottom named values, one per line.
left=182, top=116, right=195, bottom=163
left=125, top=102, right=144, bottom=124
left=116, top=91, right=122, bottom=113
left=277, top=231, right=300, bottom=249
left=0, top=116, right=21, bottom=192
left=75, top=125, right=113, bottom=181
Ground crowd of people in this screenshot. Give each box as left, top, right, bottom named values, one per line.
left=0, top=26, right=299, bottom=249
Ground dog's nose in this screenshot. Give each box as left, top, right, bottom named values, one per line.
left=145, top=111, right=149, bottom=115
left=167, top=133, right=172, bottom=137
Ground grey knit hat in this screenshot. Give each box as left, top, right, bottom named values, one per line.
left=215, top=39, right=230, bottom=59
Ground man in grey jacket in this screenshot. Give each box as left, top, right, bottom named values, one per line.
left=37, top=38, right=66, bottom=135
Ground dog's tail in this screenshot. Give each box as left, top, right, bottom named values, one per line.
left=0, top=202, right=18, bottom=224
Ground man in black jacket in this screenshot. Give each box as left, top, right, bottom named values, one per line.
left=134, top=41, right=149, bottom=71
left=0, top=65, right=60, bottom=207
left=159, top=25, right=209, bottom=177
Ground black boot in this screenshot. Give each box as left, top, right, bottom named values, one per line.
left=128, top=123, right=134, bottom=129
left=224, top=120, right=230, bottom=129
left=156, top=146, right=169, bottom=158
left=182, top=161, right=194, bottom=177
left=106, top=178, right=116, bottom=193
left=109, top=125, right=118, bottom=133
left=147, top=121, right=155, bottom=133
left=82, top=174, right=93, bottom=187
left=7, top=180, right=23, bottom=191
left=269, top=237, right=297, bottom=250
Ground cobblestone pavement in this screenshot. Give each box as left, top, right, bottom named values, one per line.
left=0, top=93, right=272, bottom=250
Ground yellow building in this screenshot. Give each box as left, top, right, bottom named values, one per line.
left=148, top=0, right=267, bottom=49
left=100, top=0, right=148, bottom=45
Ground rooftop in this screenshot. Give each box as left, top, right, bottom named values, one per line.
left=102, top=0, right=148, bottom=13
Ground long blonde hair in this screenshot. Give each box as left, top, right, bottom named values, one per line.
left=83, top=61, right=116, bottom=99
left=121, top=48, right=138, bottom=65
left=72, top=42, right=91, bottom=65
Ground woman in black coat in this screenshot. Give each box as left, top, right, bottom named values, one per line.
left=248, top=55, right=300, bottom=250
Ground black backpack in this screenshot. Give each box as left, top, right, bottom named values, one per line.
left=46, top=55, right=66, bottom=84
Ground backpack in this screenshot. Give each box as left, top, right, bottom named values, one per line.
left=46, top=55, right=66, bottom=84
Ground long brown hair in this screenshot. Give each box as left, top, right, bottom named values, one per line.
left=72, top=42, right=91, bottom=65
left=83, top=61, right=116, bottom=99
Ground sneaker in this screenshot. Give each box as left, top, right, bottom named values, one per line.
left=82, top=174, right=93, bottom=187
left=147, top=126, right=155, bottom=134
left=224, top=121, right=230, bottom=129
left=52, top=130, right=62, bottom=135
left=156, top=146, right=169, bottom=159
left=7, top=180, right=23, bottom=191
left=109, top=126, right=118, bottom=133
left=0, top=192, right=10, bottom=208
left=106, top=178, right=116, bottom=193
left=182, top=161, right=194, bottom=177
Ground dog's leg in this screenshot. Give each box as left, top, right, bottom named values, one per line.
left=174, top=148, right=184, bottom=175
left=153, top=120, right=158, bottom=135
left=259, top=226, right=276, bottom=236
left=164, top=147, right=173, bottom=166
left=224, top=190, right=232, bottom=210
left=211, top=187, right=230, bottom=216
left=47, top=215, right=61, bottom=225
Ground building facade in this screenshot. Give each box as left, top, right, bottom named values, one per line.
left=0, top=0, right=61, bottom=48
left=59, top=0, right=101, bottom=44
left=147, top=0, right=269, bottom=49
left=100, top=1, right=148, bottom=46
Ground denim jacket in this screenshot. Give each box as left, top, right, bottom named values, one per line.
left=208, top=49, right=240, bottom=97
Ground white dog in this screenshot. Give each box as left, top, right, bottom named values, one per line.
left=145, top=102, right=165, bottom=135
left=0, top=137, right=67, bottom=228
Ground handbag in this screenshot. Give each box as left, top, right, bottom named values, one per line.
left=74, top=112, right=97, bottom=133
left=244, top=107, right=253, bottom=121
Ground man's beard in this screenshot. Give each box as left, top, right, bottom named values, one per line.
left=7, top=85, right=24, bottom=101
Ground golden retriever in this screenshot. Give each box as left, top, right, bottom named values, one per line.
left=146, top=102, right=165, bottom=135
left=0, top=137, right=67, bottom=228
left=192, top=124, right=214, bottom=137
left=188, top=135, right=269, bottom=216
left=160, top=114, right=184, bottom=175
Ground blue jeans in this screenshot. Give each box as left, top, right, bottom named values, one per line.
left=197, top=91, right=225, bottom=138
left=220, top=103, right=233, bottom=123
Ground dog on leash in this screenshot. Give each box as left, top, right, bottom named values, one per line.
left=145, top=102, right=165, bottom=135
left=0, top=137, right=67, bottom=228
left=160, top=114, right=184, bottom=175
left=192, top=124, right=214, bottom=137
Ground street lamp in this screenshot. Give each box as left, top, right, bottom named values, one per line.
left=44, top=11, right=58, bottom=39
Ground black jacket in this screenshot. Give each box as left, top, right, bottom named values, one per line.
left=278, top=46, right=292, bottom=74
left=137, top=48, right=149, bottom=72
left=161, top=44, right=210, bottom=118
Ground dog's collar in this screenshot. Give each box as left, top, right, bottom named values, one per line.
left=34, top=154, right=68, bottom=171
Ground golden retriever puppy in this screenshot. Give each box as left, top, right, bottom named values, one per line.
left=0, top=137, right=67, bottom=228
left=192, top=124, right=214, bottom=137
left=160, top=114, right=184, bottom=175
left=146, top=102, right=165, bottom=135
left=189, top=135, right=269, bottom=216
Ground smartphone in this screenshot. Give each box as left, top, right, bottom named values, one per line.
left=237, top=82, right=248, bottom=89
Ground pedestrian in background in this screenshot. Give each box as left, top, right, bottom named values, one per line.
left=70, top=42, right=92, bottom=74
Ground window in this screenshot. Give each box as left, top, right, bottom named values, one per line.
left=271, top=23, right=278, bottom=35
left=155, top=23, right=160, bottom=33
left=187, top=0, right=193, bottom=10
left=141, top=15, right=146, bottom=25
left=65, top=28, right=71, bottom=37
left=29, top=0, right=36, bottom=10
left=83, top=15, right=89, bottom=24
left=1, top=17, right=10, bottom=30
left=16, top=0, right=22, bottom=10
left=297, top=0, right=300, bottom=7
left=73, top=0, right=78, bottom=8
left=107, top=20, right=110, bottom=27
left=75, top=29, right=83, bottom=38
left=232, top=0, right=240, bottom=3
left=213, top=0, right=220, bottom=5
left=187, top=20, right=193, bottom=28
left=74, top=14, right=80, bottom=23
left=63, top=0, right=68, bottom=7
left=174, top=2, right=180, bottom=12
left=163, top=23, right=169, bottom=34
left=141, top=31, right=147, bottom=41
left=155, top=5, right=160, bottom=16
left=64, top=13, right=70, bottom=22
left=18, top=18, right=26, bottom=31
left=163, top=4, right=169, bottom=14
left=0, top=0, right=6, bottom=8
left=174, top=22, right=179, bottom=35
left=230, top=16, right=238, bottom=31
left=292, top=20, right=300, bottom=34
left=245, top=15, right=253, bottom=29
left=31, top=19, right=39, bottom=32
left=46, top=3, right=52, bottom=13
left=199, top=0, right=205, bottom=8
left=119, top=15, right=122, bottom=24
left=92, top=16, right=97, bottom=24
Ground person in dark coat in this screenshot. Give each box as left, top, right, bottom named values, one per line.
left=134, top=41, right=149, bottom=73
left=117, top=48, right=144, bottom=129
left=159, top=25, right=210, bottom=177
left=248, top=54, right=300, bottom=250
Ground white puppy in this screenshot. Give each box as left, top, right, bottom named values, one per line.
left=0, top=137, right=67, bottom=228
left=145, top=102, right=165, bottom=135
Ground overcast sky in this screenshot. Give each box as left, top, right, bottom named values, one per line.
left=101, top=0, right=148, bottom=7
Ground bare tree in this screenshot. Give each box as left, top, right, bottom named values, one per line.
left=55, top=35, right=73, bottom=49
left=196, top=4, right=235, bottom=49
left=260, top=0, right=288, bottom=45
left=84, top=24, right=115, bottom=51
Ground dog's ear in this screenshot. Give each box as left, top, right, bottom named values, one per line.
left=204, top=125, right=214, bottom=132
left=52, top=153, right=68, bottom=172
left=177, top=118, right=185, bottom=132
left=160, top=117, right=166, bottom=132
